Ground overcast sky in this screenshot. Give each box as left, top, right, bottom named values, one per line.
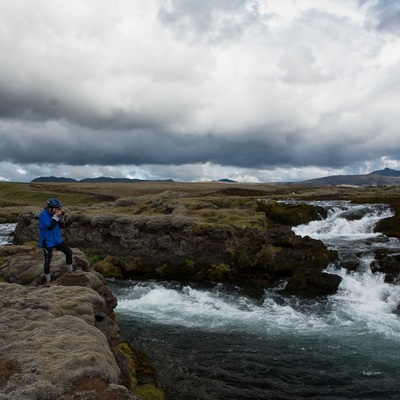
left=1, top=0, right=400, bottom=183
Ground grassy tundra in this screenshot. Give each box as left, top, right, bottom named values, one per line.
left=1, top=181, right=400, bottom=237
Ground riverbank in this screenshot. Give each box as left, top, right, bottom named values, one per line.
left=0, top=245, right=164, bottom=400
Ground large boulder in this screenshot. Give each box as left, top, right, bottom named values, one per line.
left=285, top=270, right=343, bottom=296
left=0, top=283, right=126, bottom=399
left=0, top=246, right=90, bottom=286
left=370, top=249, right=400, bottom=283
left=256, top=199, right=328, bottom=226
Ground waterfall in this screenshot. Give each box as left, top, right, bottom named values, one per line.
left=292, top=200, right=394, bottom=242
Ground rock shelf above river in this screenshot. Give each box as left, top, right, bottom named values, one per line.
left=0, top=247, right=164, bottom=400
left=13, top=201, right=340, bottom=296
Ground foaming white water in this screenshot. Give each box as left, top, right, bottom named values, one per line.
left=116, top=283, right=324, bottom=334
left=293, top=203, right=394, bottom=241
left=293, top=201, right=400, bottom=338
left=115, top=276, right=400, bottom=340
left=117, top=283, right=262, bottom=330
left=328, top=266, right=400, bottom=337
left=0, top=223, right=16, bottom=246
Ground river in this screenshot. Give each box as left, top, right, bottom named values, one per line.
left=108, top=201, right=400, bottom=400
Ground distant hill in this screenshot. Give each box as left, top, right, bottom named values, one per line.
left=215, top=178, right=238, bottom=183
left=297, top=168, right=400, bottom=186
left=375, top=168, right=400, bottom=177
left=31, top=176, right=174, bottom=183
left=31, top=176, right=78, bottom=183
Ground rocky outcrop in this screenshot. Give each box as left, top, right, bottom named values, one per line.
left=285, top=270, right=343, bottom=296
left=370, top=249, right=400, bottom=284
left=256, top=199, right=328, bottom=227
left=0, top=247, right=164, bottom=400
left=14, top=207, right=340, bottom=297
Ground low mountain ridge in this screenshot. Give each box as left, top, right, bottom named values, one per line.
left=31, top=168, right=400, bottom=186
left=31, top=176, right=174, bottom=183
left=297, top=168, right=400, bottom=186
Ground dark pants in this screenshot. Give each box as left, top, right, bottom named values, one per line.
left=43, top=241, right=73, bottom=274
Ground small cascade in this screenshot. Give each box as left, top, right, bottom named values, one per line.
left=292, top=200, right=399, bottom=270
left=0, top=223, right=16, bottom=246
left=292, top=201, right=394, bottom=242
left=292, top=200, right=400, bottom=331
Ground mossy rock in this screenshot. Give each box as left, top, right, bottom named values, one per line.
left=114, top=342, right=138, bottom=390
left=154, top=261, right=204, bottom=280
left=207, top=263, right=231, bottom=280
left=134, top=383, right=165, bottom=400
left=193, top=208, right=266, bottom=229
left=257, top=200, right=327, bottom=226
left=93, top=255, right=124, bottom=278
left=130, top=347, right=157, bottom=381
left=0, top=209, right=21, bottom=223
left=114, top=342, right=164, bottom=399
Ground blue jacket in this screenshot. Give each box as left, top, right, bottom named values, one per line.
left=39, top=208, right=63, bottom=248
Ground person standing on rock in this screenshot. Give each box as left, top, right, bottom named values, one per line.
left=39, top=198, right=73, bottom=283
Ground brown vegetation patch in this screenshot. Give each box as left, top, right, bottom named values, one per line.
left=194, top=208, right=266, bottom=228
left=210, top=187, right=270, bottom=197
left=0, top=359, right=21, bottom=389
left=56, top=272, right=92, bottom=287
left=62, top=377, right=131, bottom=400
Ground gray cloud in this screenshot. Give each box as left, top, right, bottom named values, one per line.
left=1, top=116, right=397, bottom=172
left=0, top=0, right=400, bottom=182
left=158, top=0, right=262, bottom=43
left=366, top=0, right=400, bottom=34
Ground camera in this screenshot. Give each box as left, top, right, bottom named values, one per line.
left=60, top=211, right=65, bottom=216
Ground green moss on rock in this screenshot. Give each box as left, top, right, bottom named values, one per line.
left=207, top=263, right=231, bottom=280
left=93, top=255, right=124, bottom=278
left=114, top=342, right=138, bottom=390
left=134, top=383, right=165, bottom=400
left=257, top=200, right=327, bottom=227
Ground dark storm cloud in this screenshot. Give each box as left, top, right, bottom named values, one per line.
left=1, top=119, right=396, bottom=172
left=0, top=81, right=151, bottom=131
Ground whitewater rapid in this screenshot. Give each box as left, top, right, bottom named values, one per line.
left=110, top=200, right=400, bottom=399
left=115, top=201, right=400, bottom=339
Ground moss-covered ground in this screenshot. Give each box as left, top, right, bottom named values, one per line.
left=1, top=181, right=400, bottom=238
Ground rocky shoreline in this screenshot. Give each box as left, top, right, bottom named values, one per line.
left=0, top=246, right=164, bottom=400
